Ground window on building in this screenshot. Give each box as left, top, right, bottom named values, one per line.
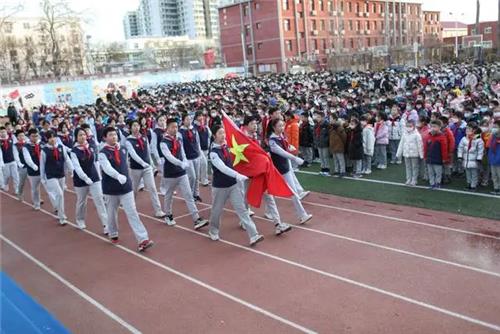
left=348, top=2, right=352, bottom=12
left=320, top=19, right=325, bottom=31
left=356, top=21, right=360, bottom=30
left=258, top=42, right=263, bottom=49
left=313, top=39, right=318, bottom=50
left=367, top=37, right=371, bottom=47
left=311, top=0, right=315, bottom=11
left=350, top=38, right=354, bottom=48
left=340, top=1, right=344, bottom=12
left=243, top=4, right=249, bottom=16
left=311, top=19, right=317, bottom=30
left=286, top=40, right=292, bottom=51
left=300, top=32, right=305, bottom=38
left=245, top=25, right=250, bottom=36
left=23, top=22, right=30, bottom=29
left=485, top=27, right=492, bottom=34
left=471, top=28, right=477, bottom=35
left=330, top=20, right=335, bottom=31
left=328, top=1, right=333, bottom=12
left=282, top=0, right=289, bottom=10
left=322, top=39, right=327, bottom=49
left=319, top=0, right=324, bottom=11
left=256, top=22, right=262, bottom=29
left=355, top=3, right=360, bottom=12
left=247, top=44, right=253, bottom=55
left=255, top=2, right=260, bottom=10
left=4, top=22, right=13, bottom=33
left=284, top=19, right=290, bottom=31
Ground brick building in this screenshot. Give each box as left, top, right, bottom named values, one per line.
left=422, top=10, right=442, bottom=47
left=219, top=0, right=428, bottom=74
left=468, top=21, right=498, bottom=49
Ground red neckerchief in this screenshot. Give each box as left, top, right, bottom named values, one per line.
left=16, top=141, right=25, bottom=150
left=467, top=135, right=475, bottom=151
left=52, top=145, right=60, bottom=161
left=198, top=121, right=206, bottom=132
left=105, top=145, right=121, bottom=164
left=1, top=138, right=8, bottom=151
left=166, top=135, right=179, bottom=156
left=375, top=122, right=381, bottom=136
left=186, top=128, right=194, bottom=141
left=279, top=135, right=290, bottom=151
left=136, top=135, right=145, bottom=151
left=79, top=143, right=92, bottom=159
left=34, top=143, right=41, bottom=161
left=221, top=144, right=230, bottom=160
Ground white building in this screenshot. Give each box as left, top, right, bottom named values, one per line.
left=123, top=11, right=142, bottom=39
left=124, top=0, right=219, bottom=41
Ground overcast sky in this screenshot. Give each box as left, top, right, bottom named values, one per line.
left=6, top=0, right=498, bottom=42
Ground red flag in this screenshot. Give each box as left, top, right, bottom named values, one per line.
left=8, top=89, right=20, bottom=100
left=221, top=112, right=293, bottom=207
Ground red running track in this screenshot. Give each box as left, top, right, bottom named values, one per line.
left=1, top=180, right=500, bottom=333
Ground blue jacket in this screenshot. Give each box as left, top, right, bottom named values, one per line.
left=488, top=135, right=500, bottom=166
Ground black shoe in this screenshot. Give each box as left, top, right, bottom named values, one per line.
left=194, top=195, right=202, bottom=202
left=194, top=218, right=208, bottom=230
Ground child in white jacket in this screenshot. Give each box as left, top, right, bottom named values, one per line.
left=396, top=120, right=424, bottom=186
left=457, top=123, right=484, bottom=191
left=360, top=115, right=375, bottom=175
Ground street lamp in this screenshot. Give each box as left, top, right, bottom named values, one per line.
left=449, top=12, right=464, bottom=59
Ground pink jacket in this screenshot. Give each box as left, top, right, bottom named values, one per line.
left=374, top=121, right=389, bottom=145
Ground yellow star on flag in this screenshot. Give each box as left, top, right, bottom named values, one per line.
left=229, top=135, right=249, bottom=166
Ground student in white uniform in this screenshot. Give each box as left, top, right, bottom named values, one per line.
left=125, top=119, right=166, bottom=218
left=150, top=114, right=167, bottom=195
left=241, top=116, right=292, bottom=236
left=159, top=118, right=209, bottom=230
left=208, top=125, right=264, bottom=246
left=98, top=126, right=154, bottom=252
left=23, top=129, right=44, bottom=210
left=40, top=130, right=74, bottom=225
left=179, top=113, right=203, bottom=202
left=193, top=111, right=211, bottom=187
left=268, top=119, right=313, bottom=225
left=70, top=127, right=108, bottom=233
left=14, top=129, right=28, bottom=201
left=0, top=126, right=21, bottom=192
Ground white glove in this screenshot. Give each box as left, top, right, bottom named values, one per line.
left=181, top=160, right=189, bottom=170
left=32, top=165, right=39, bottom=172
left=236, top=174, right=248, bottom=182
left=41, top=178, right=47, bottom=185
left=160, top=158, right=165, bottom=165
left=289, top=145, right=297, bottom=152
left=294, top=157, right=304, bottom=166
left=17, top=162, right=24, bottom=169
left=117, top=174, right=127, bottom=185
left=84, top=177, right=93, bottom=185
left=143, top=164, right=152, bottom=171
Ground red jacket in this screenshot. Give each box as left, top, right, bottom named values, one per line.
left=424, top=132, right=449, bottom=165
left=443, top=127, right=455, bottom=156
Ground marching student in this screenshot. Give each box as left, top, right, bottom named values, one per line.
left=179, top=113, right=203, bottom=202
left=0, top=126, right=21, bottom=192
left=193, top=111, right=211, bottom=186
left=40, top=130, right=74, bottom=225
left=22, top=129, right=44, bottom=210
left=14, top=130, right=28, bottom=200
left=150, top=114, right=167, bottom=195
left=241, top=115, right=293, bottom=234
left=268, top=119, right=313, bottom=225
left=208, top=125, right=264, bottom=246
left=98, top=126, right=154, bottom=252
left=70, top=127, right=108, bottom=233
left=125, top=119, right=166, bottom=218
left=159, top=118, right=209, bottom=229
left=57, top=122, right=73, bottom=148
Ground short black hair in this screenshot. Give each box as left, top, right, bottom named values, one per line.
left=45, top=130, right=57, bottom=139
left=0, top=126, right=5, bottom=131
left=102, top=126, right=117, bottom=138
left=166, top=118, right=178, bottom=126
left=27, top=128, right=39, bottom=136
left=15, top=129, right=24, bottom=137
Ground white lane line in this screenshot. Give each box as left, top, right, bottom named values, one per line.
left=297, top=170, right=499, bottom=198
left=274, top=193, right=500, bottom=241
left=0, top=235, right=142, bottom=334
left=131, top=209, right=500, bottom=333
left=0, top=191, right=317, bottom=334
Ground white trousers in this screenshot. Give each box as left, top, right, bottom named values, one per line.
left=44, top=177, right=66, bottom=220
left=198, top=150, right=209, bottom=185
left=74, top=181, right=108, bottom=229
left=17, top=167, right=28, bottom=198
left=282, top=171, right=308, bottom=220
left=163, top=175, right=199, bottom=222
left=209, top=184, right=259, bottom=240
left=105, top=191, right=149, bottom=243
left=130, top=168, right=162, bottom=214
left=187, top=157, right=201, bottom=197
left=243, top=179, right=281, bottom=225
left=28, top=175, right=41, bottom=208
left=1, top=161, right=19, bottom=192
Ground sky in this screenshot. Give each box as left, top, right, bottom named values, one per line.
left=6, top=0, right=499, bottom=43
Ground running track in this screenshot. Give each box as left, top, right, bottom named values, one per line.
left=1, top=178, right=500, bottom=333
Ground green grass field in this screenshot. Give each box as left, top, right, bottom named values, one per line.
left=296, top=163, right=500, bottom=221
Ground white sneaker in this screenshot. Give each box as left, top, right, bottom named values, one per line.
left=378, top=165, right=387, bottom=170
left=155, top=211, right=167, bottom=218
left=194, top=218, right=209, bottom=230
left=248, top=209, right=255, bottom=217
left=76, top=220, right=86, bottom=229
left=363, top=170, right=372, bottom=175
left=59, top=219, right=68, bottom=226
left=103, top=226, right=109, bottom=235
left=239, top=221, right=247, bottom=231
left=299, top=191, right=310, bottom=200
left=34, top=205, right=40, bottom=211
left=275, top=223, right=292, bottom=236
left=208, top=231, right=220, bottom=241
left=249, top=234, right=264, bottom=246
left=299, top=214, right=313, bottom=225
left=264, top=213, right=274, bottom=220
left=164, top=215, right=176, bottom=226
